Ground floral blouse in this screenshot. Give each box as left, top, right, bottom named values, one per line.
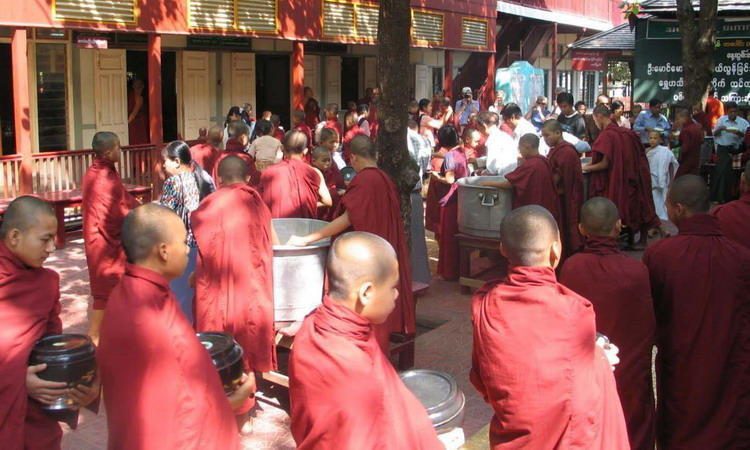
left=159, top=171, right=201, bottom=247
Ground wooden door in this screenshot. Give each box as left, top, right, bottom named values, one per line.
left=415, top=64, right=432, bottom=102
left=303, top=54, right=321, bottom=100
left=180, top=51, right=210, bottom=141
left=94, top=49, right=129, bottom=145
left=231, top=52, right=256, bottom=110
left=323, top=56, right=341, bottom=107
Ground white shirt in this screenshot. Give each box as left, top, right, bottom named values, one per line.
left=538, top=132, right=590, bottom=156
left=646, top=145, right=679, bottom=190
left=485, top=127, right=518, bottom=176
left=512, top=118, right=538, bottom=143
left=713, top=115, right=749, bottom=148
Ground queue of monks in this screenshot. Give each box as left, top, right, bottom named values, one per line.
left=1, top=85, right=750, bottom=450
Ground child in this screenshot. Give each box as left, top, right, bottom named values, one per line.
left=319, top=127, right=345, bottom=170
left=311, top=146, right=345, bottom=221
left=315, top=103, right=342, bottom=145
left=292, top=109, right=313, bottom=154
left=98, top=204, right=256, bottom=448
left=646, top=130, right=679, bottom=226
left=461, top=126, right=482, bottom=171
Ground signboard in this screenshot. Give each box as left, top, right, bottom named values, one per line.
left=572, top=50, right=606, bottom=71
left=187, top=36, right=251, bottom=51
left=634, top=19, right=750, bottom=104
left=76, top=37, right=108, bottom=49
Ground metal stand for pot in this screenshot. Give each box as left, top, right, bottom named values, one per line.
left=456, top=233, right=504, bottom=294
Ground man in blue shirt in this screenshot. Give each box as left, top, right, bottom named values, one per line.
left=633, top=98, right=671, bottom=145
left=711, top=101, right=750, bottom=203
left=455, top=87, right=480, bottom=128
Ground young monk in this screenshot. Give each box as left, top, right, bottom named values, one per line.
left=82, top=131, right=140, bottom=343
left=559, top=197, right=656, bottom=450
left=213, top=120, right=259, bottom=186
left=292, top=110, right=313, bottom=155
left=315, top=103, right=342, bottom=144
left=542, top=119, right=584, bottom=257
left=0, top=197, right=99, bottom=449
left=190, top=125, right=223, bottom=174
left=342, top=110, right=368, bottom=164
left=289, top=232, right=442, bottom=450
left=319, top=127, right=344, bottom=169
left=98, top=204, right=255, bottom=449
left=711, top=161, right=750, bottom=249
left=482, top=134, right=562, bottom=229
left=311, top=146, right=345, bottom=221
left=288, top=136, right=414, bottom=351
left=259, top=130, right=331, bottom=219
left=643, top=175, right=750, bottom=449
left=192, top=155, right=277, bottom=421
left=674, top=108, right=705, bottom=178
left=471, top=205, right=630, bottom=449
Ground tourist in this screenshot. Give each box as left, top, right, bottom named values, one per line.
left=711, top=101, right=749, bottom=203
left=712, top=161, right=750, bottom=249
left=488, top=89, right=505, bottom=114
left=455, top=86, right=480, bottom=129
left=501, top=103, right=537, bottom=142
left=633, top=98, right=671, bottom=145
left=556, top=92, right=587, bottom=140
left=526, top=95, right=551, bottom=131
left=611, top=100, right=630, bottom=128
left=248, top=119, right=283, bottom=171
left=418, top=98, right=445, bottom=151
left=480, top=111, right=517, bottom=176
left=223, top=106, right=243, bottom=147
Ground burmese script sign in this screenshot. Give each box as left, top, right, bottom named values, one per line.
left=634, top=19, right=750, bottom=104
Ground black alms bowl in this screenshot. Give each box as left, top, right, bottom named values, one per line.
left=196, top=332, right=244, bottom=394
left=29, top=334, right=96, bottom=411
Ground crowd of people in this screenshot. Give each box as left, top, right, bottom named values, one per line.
left=1, top=81, right=749, bottom=450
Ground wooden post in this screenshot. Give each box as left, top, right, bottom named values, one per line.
left=444, top=50, right=453, bottom=100
left=147, top=34, right=163, bottom=145
left=484, top=52, right=495, bottom=110
left=292, top=42, right=305, bottom=111
left=11, top=29, right=32, bottom=194
left=550, top=22, right=558, bottom=101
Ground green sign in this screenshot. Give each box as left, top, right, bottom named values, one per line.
left=634, top=19, right=750, bottom=104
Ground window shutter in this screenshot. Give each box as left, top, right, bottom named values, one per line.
left=54, top=0, right=135, bottom=24
left=355, top=4, right=379, bottom=40
left=237, top=0, right=277, bottom=32
left=412, top=10, right=443, bottom=45
left=323, top=1, right=356, bottom=38
left=189, top=0, right=235, bottom=29
left=462, top=18, right=488, bottom=48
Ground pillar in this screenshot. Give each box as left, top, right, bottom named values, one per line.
left=11, top=29, right=32, bottom=194
left=550, top=23, right=558, bottom=101
left=443, top=50, right=453, bottom=100
left=292, top=41, right=305, bottom=111
left=484, top=52, right=496, bottom=110
left=147, top=34, right=163, bottom=145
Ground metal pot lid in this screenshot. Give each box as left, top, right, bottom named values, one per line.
left=457, top=175, right=507, bottom=189
left=399, top=369, right=464, bottom=426
left=196, top=332, right=243, bottom=369
left=340, top=166, right=356, bottom=182
left=30, top=334, right=95, bottom=364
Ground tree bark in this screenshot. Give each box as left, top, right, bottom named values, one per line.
left=676, top=0, right=719, bottom=108
left=377, top=0, right=420, bottom=242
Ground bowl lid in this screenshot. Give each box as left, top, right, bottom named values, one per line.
left=196, top=332, right=243, bottom=366
left=31, top=334, right=95, bottom=362
left=399, top=369, right=464, bottom=426
left=340, top=166, right=356, bottom=182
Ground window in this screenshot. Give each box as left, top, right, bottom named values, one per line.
left=54, top=0, right=135, bottom=24
left=412, top=10, right=444, bottom=45
left=461, top=18, right=488, bottom=48
left=36, top=44, right=68, bottom=151
left=189, top=0, right=278, bottom=32
left=322, top=1, right=379, bottom=40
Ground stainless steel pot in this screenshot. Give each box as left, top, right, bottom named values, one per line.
left=399, top=369, right=466, bottom=434
left=272, top=218, right=331, bottom=322
left=457, top=176, right=513, bottom=239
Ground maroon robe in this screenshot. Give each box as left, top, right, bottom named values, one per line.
left=712, top=191, right=750, bottom=249
left=548, top=141, right=585, bottom=257
left=273, top=127, right=285, bottom=142
left=190, top=141, right=222, bottom=174
left=191, top=183, right=276, bottom=374
left=340, top=167, right=414, bottom=349
left=471, top=266, right=630, bottom=449
left=304, top=98, right=320, bottom=130
left=317, top=164, right=345, bottom=221
left=98, top=264, right=239, bottom=450
left=437, top=147, right=469, bottom=280
left=324, top=119, right=343, bottom=143
left=342, top=125, right=368, bottom=164
left=82, top=157, right=138, bottom=309
left=590, top=123, right=658, bottom=231
left=212, top=139, right=260, bottom=187
left=643, top=214, right=750, bottom=449
left=127, top=90, right=149, bottom=145
left=259, top=158, right=321, bottom=219
left=294, top=123, right=314, bottom=151
left=559, top=236, right=656, bottom=450
left=675, top=121, right=705, bottom=178
left=0, top=242, right=63, bottom=450
left=289, top=297, right=442, bottom=450
left=505, top=155, right=562, bottom=226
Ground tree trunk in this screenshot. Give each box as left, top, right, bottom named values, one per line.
left=377, top=0, right=420, bottom=242
left=676, top=0, right=719, bottom=108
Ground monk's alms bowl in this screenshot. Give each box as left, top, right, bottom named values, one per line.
left=400, top=369, right=466, bottom=447
left=29, top=334, right=97, bottom=412
left=197, top=332, right=244, bottom=395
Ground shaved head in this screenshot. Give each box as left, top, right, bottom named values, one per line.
left=519, top=133, right=539, bottom=149
left=580, top=197, right=620, bottom=236
left=92, top=131, right=119, bottom=157
left=668, top=175, right=710, bottom=214
left=675, top=108, right=691, bottom=120
left=0, top=196, right=55, bottom=239
left=207, top=125, right=224, bottom=147
left=218, top=155, right=249, bottom=184
left=500, top=206, right=560, bottom=266
left=327, top=231, right=397, bottom=299
left=312, top=146, right=330, bottom=160
left=284, top=130, right=308, bottom=154
left=593, top=105, right=612, bottom=117
left=350, top=135, right=377, bottom=160
left=542, top=119, right=563, bottom=134
left=122, top=204, right=182, bottom=263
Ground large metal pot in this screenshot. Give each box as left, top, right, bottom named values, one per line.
left=457, top=176, right=513, bottom=239
left=272, top=218, right=331, bottom=322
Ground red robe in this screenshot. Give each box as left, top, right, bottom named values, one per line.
left=273, top=127, right=285, bottom=142
left=0, top=242, right=63, bottom=450
left=294, top=123, right=313, bottom=152
left=547, top=142, right=584, bottom=257
left=317, top=165, right=345, bottom=221
left=98, top=265, right=239, bottom=450
left=590, top=123, right=658, bottom=231
left=191, top=183, right=276, bottom=374
left=340, top=167, right=414, bottom=349
left=304, top=98, right=321, bottom=130
left=259, top=158, right=321, bottom=219
left=342, top=125, right=367, bottom=164
left=190, top=141, right=221, bottom=175
left=713, top=191, right=750, bottom=249
left=471, top=266, right=630, bottom=449
left=642, top=214, right=750, bottom=449
left=559, top=236, right=656, bottom=450
left=675, top=121, right=705, bottom=178
left=324, top=119, right=343, bottom=143
left=82, top=157, right=138, bottom=309
left=212, top=139, right=260, bottom=187
left=289, top=297, right=442, bottom=450
left=505, top=155, right=562, bottom=226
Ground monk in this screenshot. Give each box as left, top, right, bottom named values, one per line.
left=292, top=110, right=313, bottom=154
left=674, top=109, right=705, bottom=178
left=482, top=134, right=562, bottom=229
left=259, top=130, right=331, bottom=218
left=318, top=127, right=344, bottom=169
left=289, top=232, right=442, bottom=450
left=82, top=131, right=140, bottom=343
left=713, top=161, right=750, bottom=248
left=542, top=119, right=584, bottom=257
left=213, top=120, right=259, bottom=186
left=342, top=110, right=368, bottom=164
left=0, top=197, right=99, bottom=450
left=471, top=205, right=630, bottom=449
left=288, top=135, right=414, bottom=351
left=192, top=155, right=277, bottom=420
left=559, top=197, right=656, bottom=450
left=98, top=204, right=255, bottom=449
left=316, top=103, right=342, bottom=144
left=643, top=175, right=750, bottom=449
left=311, top=146, right=345, bottom=221
left=583, top=105, right=658, bottom=248
left=190, top=125, right=223, bottom=174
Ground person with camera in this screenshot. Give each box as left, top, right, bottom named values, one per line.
left=455, top=87, right=480, bottom=129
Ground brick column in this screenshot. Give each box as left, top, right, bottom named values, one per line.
left=11, top=28, right=32, bottom=194
left=147, top=33, right=163, bottom=145
left=292, top=42, right=305, bottom=111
